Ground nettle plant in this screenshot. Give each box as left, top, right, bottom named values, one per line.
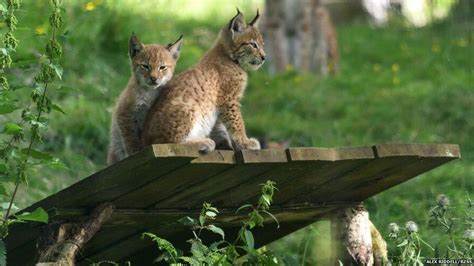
left=387, top=193, right=473, bottom=264
left=0, top=0, right=66, bottom=263
left=142, top=180, right=286, bottom=265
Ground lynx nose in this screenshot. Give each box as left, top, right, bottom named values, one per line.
left=261, top=55, right=266, bottom=61
left=149, top=76, right=159, bottom=84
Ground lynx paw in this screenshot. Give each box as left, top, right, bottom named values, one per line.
left=234, top=137, right=261, bottom=151
left=196, top=138, right=216, bottom=154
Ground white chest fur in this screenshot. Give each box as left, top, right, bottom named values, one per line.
left=186, top=109, right=218, bottom=140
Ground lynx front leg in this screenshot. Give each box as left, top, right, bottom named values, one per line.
left=210, top=121, right=233, bottom=150
left=219, top=102, right=260, bottom=151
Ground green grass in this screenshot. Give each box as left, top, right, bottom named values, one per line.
left=3, top=0, right=473, bottom=263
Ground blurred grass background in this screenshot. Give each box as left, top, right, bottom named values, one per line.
left=3, top=0, right=473, bottom=263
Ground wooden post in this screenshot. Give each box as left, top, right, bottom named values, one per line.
left=36, top=203, right=114, bottom=266
left=330, top=206, right=374, bottom=266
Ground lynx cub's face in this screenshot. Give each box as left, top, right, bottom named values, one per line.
left=227, top=10, right=266, bottom=70
left=129, top=34, right=183, bottom=90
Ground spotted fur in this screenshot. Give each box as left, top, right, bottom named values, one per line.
left=142, top=10, right=265, bottom=153
left=107, top=34, right=183, bottom=165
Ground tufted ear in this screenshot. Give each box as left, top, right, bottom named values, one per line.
left=249, top=9, right=260, bottom=27
left=229, top=9, right=246, bottom=39
left=129, top=33, right=144, bottom=59
left=167, top=35, right=183, bottom=60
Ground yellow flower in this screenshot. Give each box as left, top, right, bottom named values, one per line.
left=84, top=2, right=96, bottom=11
left=431, top=44, right=441, bottom=53
left=391, top=63, right=400, bottom=73
left=35, top=26, right=46, bottom=35
left=372, top=63, right=381, bottom=73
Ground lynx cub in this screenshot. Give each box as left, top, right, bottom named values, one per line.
left=142, top=10, right=265, bottom=153
left=107, top=34, right=183, bottom=165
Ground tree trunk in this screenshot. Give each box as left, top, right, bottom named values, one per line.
left=330, top=207, right=374, bottom=266
left=261, top=0, right=339, bottom=76
left=37, top=203, right=114, bottom=266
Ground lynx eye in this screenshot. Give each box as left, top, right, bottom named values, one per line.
left=249, top=42, right=258, bottom=49
left=140, top=64, right=150, bottom=70
left=159, top=65, right=167, bottom=70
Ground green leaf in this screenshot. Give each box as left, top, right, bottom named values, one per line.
left=20, top=148, right=53, bottom=161
left=190, top=241, right=206, bottom=260
left=178, top=216, right=198, bottom=226
left=0, top=103, right=18, bottom=114
left=0, top=239, right=6, bottom=266
left=205, top=211, right=217, bottom=218
left=244, top=229, right=254, bottom=251
left=397, top=239, right=408, bottom=247
left=2, top=123, right=22, bottom=135
left=207, top=224, right=225, bottom=240
left=199, top=214, right=206, bottom=226
left=51, top=63, right=63, bottom=80
left=262, top=210, right=280, bottom=229
left=16, top=207, right=49, bottom=223
left=51, top=103, right=66, bottom=115
left=1, top=202, right=18, bottom=211
left=235, top=204, right=253, bottom=214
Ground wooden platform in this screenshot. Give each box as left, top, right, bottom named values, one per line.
left=6, top=143, right=460, bottom=265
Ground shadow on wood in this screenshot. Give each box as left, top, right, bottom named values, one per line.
left=5, top=143, right=460, bottom=265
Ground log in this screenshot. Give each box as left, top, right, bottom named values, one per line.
left=37, top=203, right=114, bottom=265
left=330, top=206, right=373, bottom=266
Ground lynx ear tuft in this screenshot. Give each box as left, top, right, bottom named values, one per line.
left=167, top=35, right=183, bottom=60
left=129, top=33, right=144, bottom=59
left=249, top=9, right=260, bottom=27
left=229, top=9, right=246, bottom=38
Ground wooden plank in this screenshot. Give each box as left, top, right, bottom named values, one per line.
left=341, top=157, right=456, bottom=201
left=154, top=150, right=288, bottom=209
left=82, top=204, right=342, bottom=264
left=374, top=143, right=460, bottom=158
left=272, top=159, right=371, bottom=204
left=7, top=241, right=36, bottom=266
left=288, top=156, right=413, bottom=203
left=289, top=144, right=460, bottom=204
left=112, top=150, right=236, bottom=208
left=287, top=146, right=374, bottom=161
left=25, top=144, right=200, bottom=211
left=6, top=144, right=200, bottom=258
left=271, top=147, right=374, bottom=204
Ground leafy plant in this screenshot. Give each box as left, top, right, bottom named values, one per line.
left=0, top=0, right=67, bottom=263
left=387, top=193, right=473, bottom=264
left=142, top=180, right=286, bottom=265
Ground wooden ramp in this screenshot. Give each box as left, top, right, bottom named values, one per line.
left=6, top=143, right=460, bottom=265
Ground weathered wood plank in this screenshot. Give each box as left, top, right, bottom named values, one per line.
left=288, top=144, right=460, bottom=204
left=112, top=150, right=236, bottom=208
left=25, top=144, right=200, bottom=211
left=374, top=143, right=460, bottom=158
left=82, top=204, right=343, bottom=264
left=6, top=144, right=461, bottom=264
left=289, top=156, right=414, bottom=203
left=287, top=146, right=374, bottom=161
left=271, top=147, right=374, bottom=204
left=341, top=157, right=456, bottom=201
left=154, top=150, right=288, bottom=209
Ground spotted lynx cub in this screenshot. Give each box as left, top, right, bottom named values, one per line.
left=142, top=10, right=265, bottom=153
left=107, top=34, right=183, bottom=165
